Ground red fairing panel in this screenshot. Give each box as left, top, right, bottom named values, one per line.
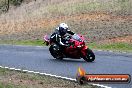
left=81, top=46, right=88, bottom=56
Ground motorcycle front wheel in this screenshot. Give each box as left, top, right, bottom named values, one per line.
left=83, top=48, right=95, bottom=62
left=49, top=45, right=63, bottom=60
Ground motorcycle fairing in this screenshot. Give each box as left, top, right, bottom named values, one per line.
left=81, top=46, right=88, bottom=56
left=64, top=47, right=81, bottom=59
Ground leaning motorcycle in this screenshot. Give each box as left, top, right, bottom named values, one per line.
left=43, top=34, right=95, bottom=62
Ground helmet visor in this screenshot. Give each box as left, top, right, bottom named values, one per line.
left=59, top=27, right=67, bottom=35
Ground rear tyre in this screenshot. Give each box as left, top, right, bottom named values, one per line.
left=83, top=48, right=95, bottom=62
left=49, top=45, right=63, bottom=60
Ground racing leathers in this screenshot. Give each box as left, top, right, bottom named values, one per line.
left=50, top=27, right=75, bottom=48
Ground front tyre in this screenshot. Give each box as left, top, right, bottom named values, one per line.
left=49, top=45, right=63, bottom=60
left=83, top=48, right=95, bottom=62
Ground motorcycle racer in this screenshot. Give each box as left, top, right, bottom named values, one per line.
left=43, top=23, right=95, bottom=62
left=50, top=23, right=75, bottom=48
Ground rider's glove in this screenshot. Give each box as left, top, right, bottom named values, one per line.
left=65, top=44, right=70, bottom=47
left=74, top=33, right=77, bottom=36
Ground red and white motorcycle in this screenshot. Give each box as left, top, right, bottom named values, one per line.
left=44, top=34, right=95, bottom=62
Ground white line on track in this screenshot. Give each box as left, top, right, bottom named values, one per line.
left=0, top=65, right=111, bottom=88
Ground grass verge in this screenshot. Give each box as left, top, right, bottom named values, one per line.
left=0, top=40, right=132, bottom=52
left=0, top=68, right=95, bottom=88
left=88, top=42, right=132, bottom=52
left=0, top=40, right=44, bottom=46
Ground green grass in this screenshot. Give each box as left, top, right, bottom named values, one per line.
left=0, top=68, right=95, bottom=88
left=44, top=0, right=131, bottom=16
left=0, top=83, right=25, bottom=88
left=0, top=83, right=14, bottom=88
left=14, top=40, right=44, bottom=46
left=88, top=42, right=132, bottom=52
left=0, top=67, right=10, bottom=76
left=31, top=0, right=131, bottom=17
left=0, top=68, right=25, bottom=88
left=0, top=39, right=45, bottom=46
left=0, top=40, right=132, bottom=52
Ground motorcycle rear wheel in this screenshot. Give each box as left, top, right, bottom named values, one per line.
left=83, top=48, right=95, bottom=62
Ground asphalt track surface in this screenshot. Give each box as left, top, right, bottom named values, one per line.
left=0, top=45, right=132, bottom=88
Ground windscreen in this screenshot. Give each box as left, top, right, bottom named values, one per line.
left=72, top=34, right=82, bottom=41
